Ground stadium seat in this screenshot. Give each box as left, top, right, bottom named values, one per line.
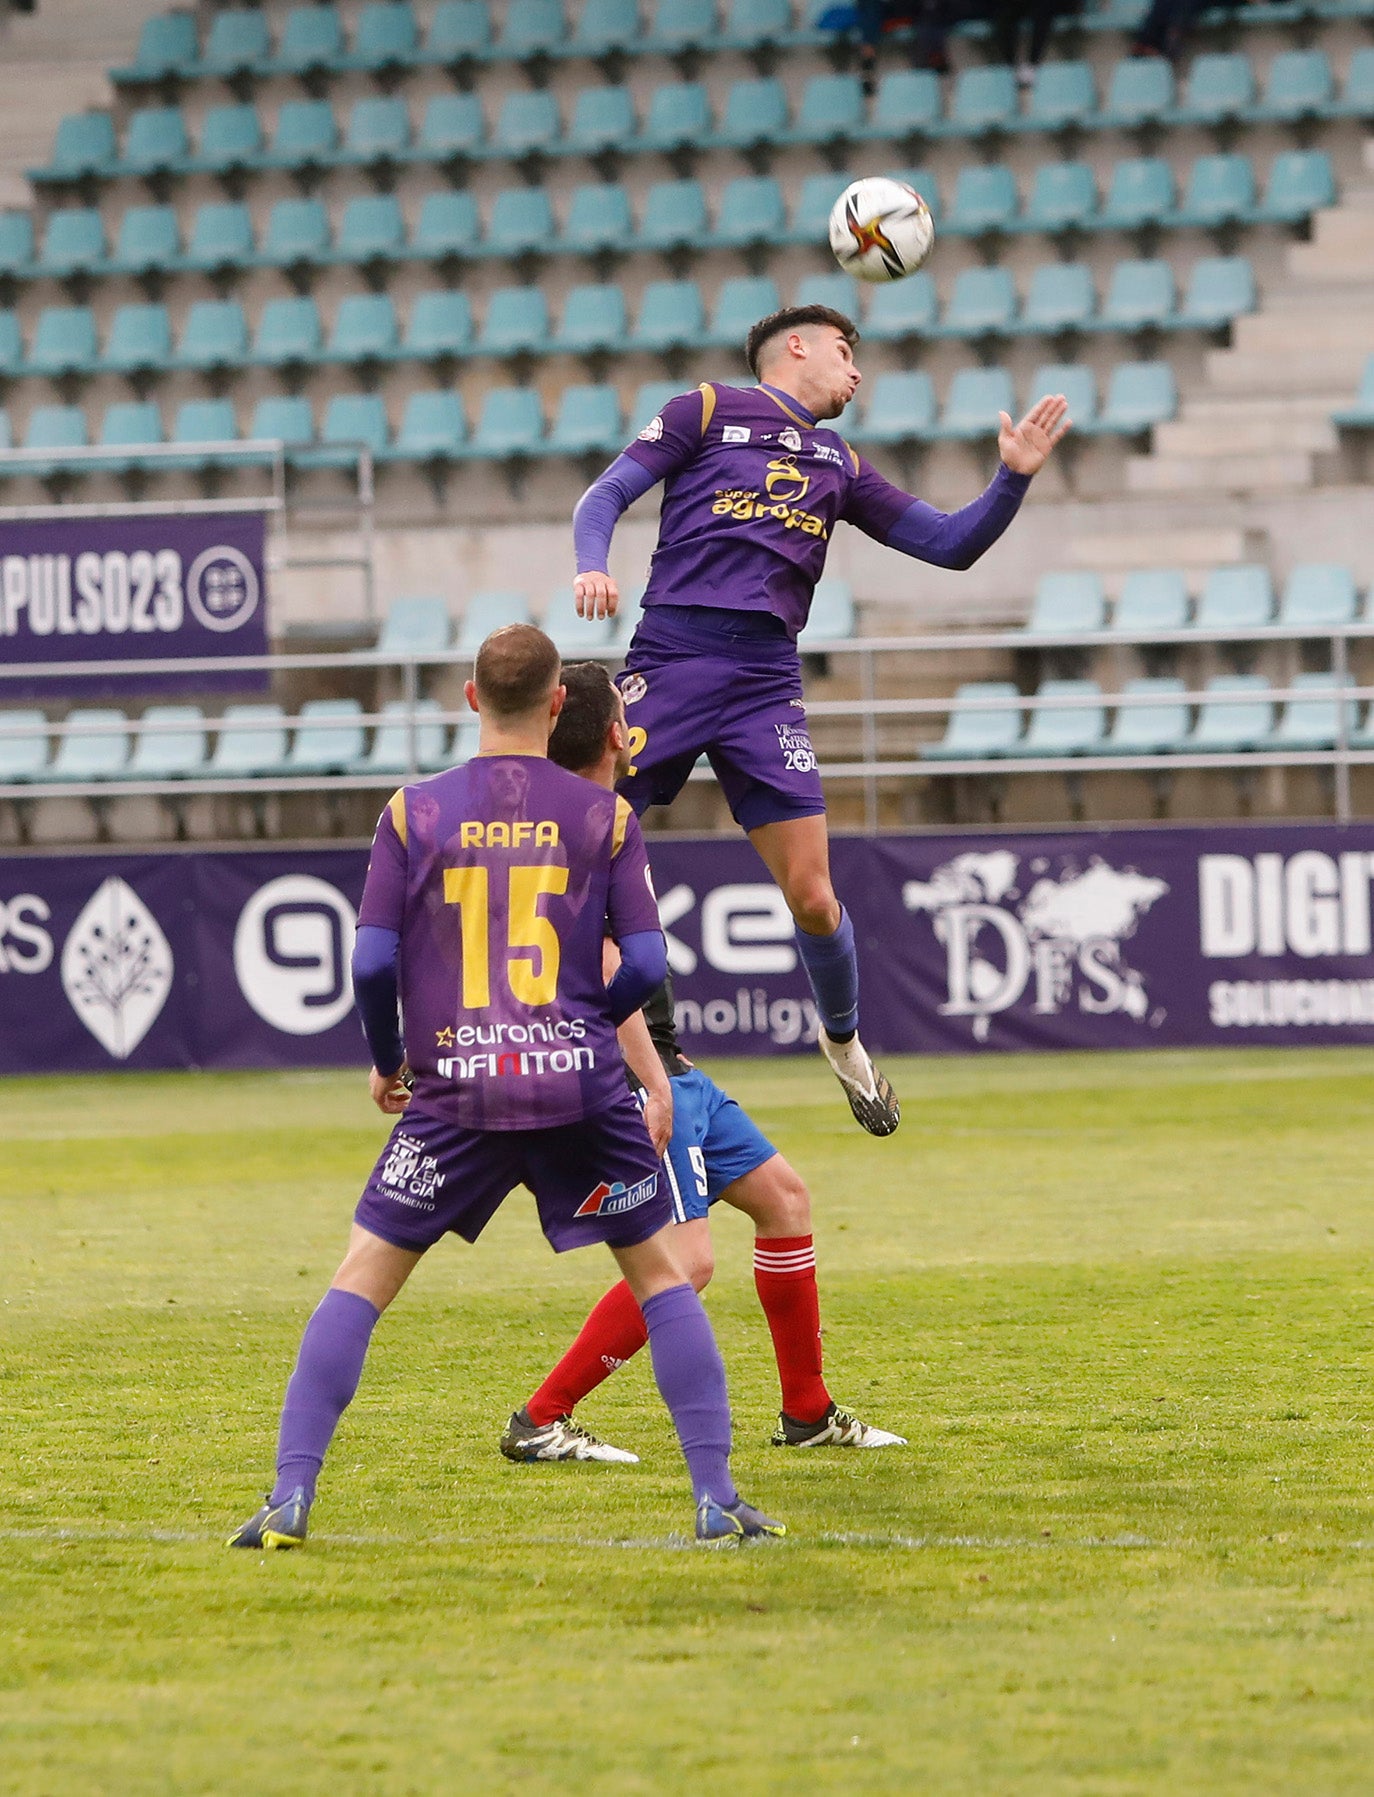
left=469, top=387, right=544, bottom=457
left=159, top=399, right=240, bottom=472
left=639, top=179, right=709, bottom=250
left=1100, top=157, right=1175, bottom=230
left=209, top=705, right=290, bottom=777
left=546, top=591, right=615, bottom=653
left=457, top=590, right=534, bottom=652
left=1173, top=52, right=1255, bottom=126
left=173, top=300, right=249, bottom=374
left=100, top=304, right=172, bottom=378
left=199, top=10, right=272, bottom=79
left=0, top=712, right=50, bottom=782
left=572, top=0, right=641, bottom=56
left=363, top=699, right=450, bottom=774
left=39, top=209, right=106, bottom=276
left=326, top=294, right=399, bottom=365
left=119, top=107, right=191, bottom=177
left=1279, top=563, right=1358, bottom=628
left=788, top=172, right=853, bottom=246
left=14, top=405, right=88, bottom=476
left=1026, top=572, right=1107, bottom=634
left=1028, top=60, right=1096, bottom=131
left=1271, top=671, right=1354, bottom=750
left=478, top=286, right=551, bottom=356
left=413, top=93, right=486, bottom=165
left=646, top=0, right=718, bottom=54
left=713, top=77, right=789, bottom=150
left=1194, top=564, right=1273, bottom=632
left=792, top=74, right=865, bottom=146
left=562, top=183, right=634, bottom=254
left=639, top=82, right=713, bottom=152
left=1113, top=568, right=1189, bottom=633
left=795, top=271, right=860, bottom=314
left=554, top=283, right=629, bottom=354
left=628, top=380, right=685, bottom=435
left=945, top=65, right=1019, bottom=136
left=486, top=188, right=556, bottom=256
left=401, top=290, right=474, bottom=360
left=567, top=85, right=638, bottom=154
left=1107, top=676, right=1190, bottom=753
left=1342, top=46, right=1374, bottom=118
left=1031, top=362, right=1098, bottom=430
left=500, top=0, right=566, bottom=59
left=286, top=700, right=367, bottom=775
left=1191, top=675, right=1273, bottom=752
left=247, top=396, right=316, bottom=455
left=295, top=394, right=390, bottom=468
left=387, top=389, right=468, bottom=463
left=347, top=2, right=421, bottom=72
left=725, top=0, right=795, bottom=47
left=633, top=280, right=706, bottom=351
left=49, top=709, right=130, bottom=781
left=940, top=267, right=1017, bottom=338
left=1024, top=262, right=1096, bottom=334
left=343, top=97, right=412, bottom=168
left=1096, top=361, right=1176, bottom=434
left=1173, top=154, right=1256, bottom=228
left=847, top=370, right=937, bottom=444
left=258, top=198, right=331, bottom=270
left=39, top=113, right=117, bottom=183
left=548, top=383, right=624, bottom=454
left=265, top=100, right=338, bottom=173
left=0, top=313, right=21, bottom=378
left=26, top=307, right=98, bottom=377
left=1021, top=162, right=1098, bottom=234
left=130, top=706, right=209, bottom=779
left=924, top=682, right=1023, bottom=758
left=712, top=176, right=786, bottom=248
left=494, top=90, right=561, bottom=158
left=409, top=192, right=481, bottom=260
left=870, top=70, right=942, bottom=139
left=1333, top=355, right=1374, bottom=429
left=182, top=202, right=254, bottom=276
left=1178, top=256, right=1256, bottom=330
left=117, top=12, right=199, bottom=82
left=425, top=0, right=493, bottom=63
left=708, top=276, right=780, bottom=346
left=1100, top=258, right=1176, bottom=332
left=0, top=213, right=35, bottom=278
left=864, top=273, right=937, bottom=341
left=1258, top=150, right=1335, bottom=224
left=947, top=165, right=1019, bottom=236
left=271, top=6, right=347, bottom=76
left=1008, top=679, right=1107, bottom=756
left=97, top=402, right=163, bottom=472
left=933, top=367, right=1015, bottom=440
left=252, top=297, right=323, bottom=368
left=336, top=194, right=407, bottom=265
left=1257, top=48, right=1335, bottom=123
left=798, top=578, right=856, bottom=648
left=108, top=205, right=180, bottom=276
left=1099, top=56, right=1174, bottom=127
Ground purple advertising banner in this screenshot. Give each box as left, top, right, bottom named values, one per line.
left=5, top=824, right=1374, bottom=1074
left=0, top=509, right=269, bottom=695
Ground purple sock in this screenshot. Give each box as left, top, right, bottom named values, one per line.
left=795, top=905, right=859, bottom=1039
left=641, top=1283, right=737, bottom=1509
left=270, top=1288, right=380, bottom=1505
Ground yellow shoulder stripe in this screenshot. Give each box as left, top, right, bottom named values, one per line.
left=698, top=382, right=717, bottom=435
left=611, top=795, right=632, bottom=858
left=759, top=387, right=810, bottom=429
left=388, top=788, right=407, bottom=848
left=842, top=438, right=860, bottom=475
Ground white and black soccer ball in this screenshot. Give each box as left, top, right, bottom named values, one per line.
left=828, top=177, right=935, bottom=284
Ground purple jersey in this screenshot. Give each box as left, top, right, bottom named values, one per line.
left=623, top=382, right=911, bottom=639
left=358, top=755, right=660, bottom=1132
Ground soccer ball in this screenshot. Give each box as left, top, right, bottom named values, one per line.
left=828, top=177, right=935, bottom=284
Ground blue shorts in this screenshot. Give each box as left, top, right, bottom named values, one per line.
left=659, top=1067, right=776, bottom=1224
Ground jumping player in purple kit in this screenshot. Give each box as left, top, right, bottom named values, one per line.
left=229, top=624, right=784, bottom=1549
left=573, top=304, right=1070, bottom=1136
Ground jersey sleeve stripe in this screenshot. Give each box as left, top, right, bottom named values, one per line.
left=698, top=382, right=717, bottom=435
left=388, top=788, right=407, bottom=847
left=842, top=439, right=860, bottom=474
left=611, top=794, right=632, bottom=858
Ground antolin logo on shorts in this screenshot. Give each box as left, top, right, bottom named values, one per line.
left=575, top=1174, right=658, bottom=1218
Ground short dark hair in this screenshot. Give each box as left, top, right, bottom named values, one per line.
left=473, top=623, right=562, bottom=721
left=745, top=305, right=859, bottom=379
left=547, top=660, right=620, bottom=773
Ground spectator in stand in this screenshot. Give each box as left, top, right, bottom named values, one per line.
left=1130, top=0, right=1205, bottom=62
left=821, top=0, right=955, bottom=94
left=992, top=0, right=1072, bottom=86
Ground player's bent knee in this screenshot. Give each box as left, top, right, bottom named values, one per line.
left=784, top=877, right=841, bottom=936
left=760, top=1164, right=811, bottom=1236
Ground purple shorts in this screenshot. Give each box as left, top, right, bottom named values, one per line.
left=354, top=1087, right=672, bottom=1255
left=617, top=607, right=825, bottom=833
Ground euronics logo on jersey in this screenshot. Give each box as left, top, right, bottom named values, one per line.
left=575, top=1174, right=658, bottom=1218
left=903, top=850, right=1168, bottom=1042
left=233, top=875, right=357, bottom=1035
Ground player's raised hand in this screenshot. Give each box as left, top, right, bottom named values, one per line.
left=370, top=1063, right=412, bottom=1114
left=574, top=571, right=619, bottom=620
left=998, top=395, right=1072, bottom=476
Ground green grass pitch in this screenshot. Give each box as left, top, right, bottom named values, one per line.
left=5, top=1048, right=1374, bottom=1793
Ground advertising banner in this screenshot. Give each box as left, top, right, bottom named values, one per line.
left=0, top=510, right=269, bottom=695
left=5, top=823, right=1374, bottom=1074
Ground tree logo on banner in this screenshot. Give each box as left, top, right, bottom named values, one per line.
left=60, top=877, right=174, bottom=1058
left=902, top=851, right=1168, bottom=1042
left=233, top=875, right=357, bottom=1035
left=185, top=545, right=260, bottom=633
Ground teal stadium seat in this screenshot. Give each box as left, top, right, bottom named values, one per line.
left=870, top=70, right=942, bottom=138
left=486, top=188, right=556, bottom=256
left=1342, top=47, right=1374, bottom=118
left=1107, top=677, right=1190, bottom=753
left=546, top=592, right=615, bottom=653
left=709, top=276, right=780, bottom=346
left=387, top=389, right=468, bottom=463
left=647, top=0, right=719, bottom=54
left=100, top=304, right=172, bottom=377
left=798, top=578, right=856, bottom=648
left=470, top=388, right=544, bottom=457
left=1174, top=52, right=1254, bottom=125
left=401, top=290, right=474, bottom=360
left=1100, top=258, right=1176, bottom=331
left=40, top=113, right=117, bottom=183
left=118, top=13, right=199, bottom=81
left=1259, top=150, right=1335, bottom=224
left=259, top=198, right=331, bottom=270
left=1279, top=563, right=1357, bottom=627
left=347, top=2, right=420, bottom=71
left=199, top=10, right=272, bottom=79
left=864, top=272, right=937, bottom=341
left=1179, top=256, right=1255, bottom=329
left=562, top=183, right=634, bottom=253
left=26, top=307, right=98, bottom=377
left=1100, top=56, right=1173, bottom=127
left=725, top=0, right=795, bottom=47
left=500, top=0, right=566, bottom=58
left=1174, top=154, right=1256, bottom=228
left=194, top=105, right=264, bottom=177
left=458, top=590, right=534, bottom=652
left=639, top=179, right=709, bottom=250
left=788, top=171, right=851, bottom=244
left=97, top=401, right=163, bottom=472
left=414, top=93, right=485, bottom=165
left=363, top=700, right=449, bottom=775
left=1100, top=157, right=1174, bottom=230
left=573, top=0, right=641, bottom=56
left=948, top=165, right=1018, bottom=236
left=162, top=399, right=240, bottom=472
left=410, top=192, right=481, bottom=260
left=40, top=209, right=106, bottom=276
left=1008, top=679, right=1106, bottom=757
left=17, top=405, right=89, bottom=477
left=209, top=706, right=289, bottom=778
left=109, top=205, right=180, bottom=275
left=549, top=384, right=623, bottom=454
left=183, top=202, right=254, bottom=276
left=1026, top=571, right=1107, bottom=633
left=173, top=300, right=249, bottom=374
left=554, top=283, right=628, bottom=353
left=344, top=97, right=412, bottom=168
left=713, top=78, right=789, bottom=149
left=1113, top=568, right=1189, bottom=632
left=1258, top=49, right=1335, bottom=122
left=1031, top=362, right=1098, bottom=430
left=847, top=370, right=936, bottom=445
left=0, top=313, right=20, bottom=378
left=633, top=280, right=706, bottom=350
left=639, top=82, right=712, bottom=152
left=1271, top=673, right=1353, bottom=750
left=795, top=271, right=860, bottom=313
left=924, top=683, right=1023, bottom=759
left=272, top=6, right=346, bottom=76
left=1097, top=361, right=1176, bottom=433
left=295, top=394, right=390, bottom=468
left=424, top=0, right=492, bottom=63
left=1194, top=564, right=1273, bottom=632
left=0, top=214, right=34, bottom=278
left=336, top=194, right=406, bottom=265
left=252, top=296, right=323, bottom=367
left=326, top=293, right=399, bottom=364
left=1332, top=355, right=1374, bottom=428
left=287, top=700, right=367, bottom=774
left=248, top=396, right=316, bottom=455
left=478, top=286, right=551, bottom=356
left=1024, top=262, right=1096, bottom=334
left=793, top=74, right=865, bottom=146
left=119, top=107, right=190, bottom=176
left=945, top=65, right=1019, bottom=136
left=940, top=266, right=1016, bottom=338
left=0, top=712, right=50, bottom=782
left=494, top=91, right=561, bottom=158
left=713, top=176, right=786, bottom=246
left=568, top=86, right=637, bottom=154
left=50, top=709, right=130, bottom=781
left=130, top=707, right=208, bottom=779
left=628, top=381, right=685, bottom=434
left=266, top=100, right=338, bottom=173
left=1022, top=161, right=1097, bottom=234
left=0, top=411, right=11, bottom=455
left=935, top=368, right=1015, bottom=440
left=1192, top=675, right=1273, bottom=752
left=1028, top=61, right=1096, bottom=131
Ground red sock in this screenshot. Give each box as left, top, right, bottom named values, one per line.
left=753, top=1235, right=830, bottom=1424
left=526, top=1280, right=649, bottom=1426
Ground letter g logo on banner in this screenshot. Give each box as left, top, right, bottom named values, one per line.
left=186, top=545, right=259, bottom=633
left=233, top=876, right=357, bottom=1035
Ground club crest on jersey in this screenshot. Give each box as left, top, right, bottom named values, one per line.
left=779, top=427, right=803, bottom=452
left=575, top=1173, right=658, bottom=1217
left=621, top=673, right=648, bottom=704
left=722, top=425, right=751, bottom=444
left=638, top=415, right=664, bottom=442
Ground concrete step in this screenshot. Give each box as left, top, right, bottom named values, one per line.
left=1181, top=393, right=1347, bottom=423
left=1265, top=280, right=1374, bottom=311
left=1125, top=451, right=1316, bottom=494
left=1068, top=525, right=1260, bottom=572
left=1204, top=345, right=1371, bottom=394
left=1154, top=412, right=1339, bottom=456
left=1231, top=310, right=1374, bottom=355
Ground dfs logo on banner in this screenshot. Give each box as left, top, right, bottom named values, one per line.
left=902, top=850, right=1168, bottom=1042
left=234, top=876, right=357, bottom=1035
